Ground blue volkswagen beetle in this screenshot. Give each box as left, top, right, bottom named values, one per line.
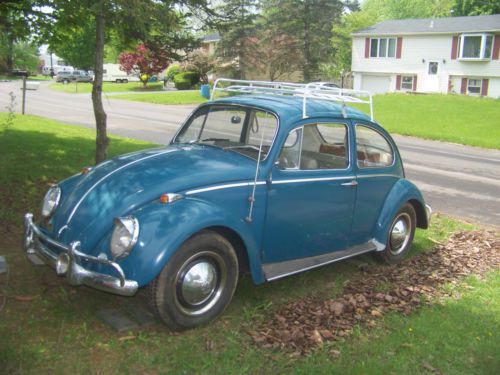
left=24, top=79, right=431, bottom=330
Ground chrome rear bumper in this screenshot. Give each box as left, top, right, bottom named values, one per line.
left=23, top=213, right=138, bottom=296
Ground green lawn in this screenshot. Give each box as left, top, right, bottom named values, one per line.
left=368, top=94, right=500, bottom=149
left=114, top=90, right=208, bottom=105
left=49, top=81, right=165, bottom=94
left=1, top=113, right=497, bottom=374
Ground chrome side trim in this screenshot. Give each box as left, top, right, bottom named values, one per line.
left=66, top=149, right=174, bottom=226
left=272, top=175, right=356, bottom=185
left=356, top=174, right=399, bottom=179
left=24, top=213, right=138, bottom=296
left=263, top=240, right=379, bottom=281
left=185, top=181, right=266, bottom=195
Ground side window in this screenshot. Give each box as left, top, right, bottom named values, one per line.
left=356, top=125, right=394, bottom=168
left=278, top=123, right=348, bottom=170
left=277, top=128, right=302, bottom=169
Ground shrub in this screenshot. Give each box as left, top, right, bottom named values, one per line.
left=173, top=76, right=192, bottom=90
left=177, top=71, right=200, bottom=86
left=165, top=64, right=181, bottom=81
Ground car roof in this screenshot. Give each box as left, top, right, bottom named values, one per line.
left=211, top=94, right=372, bottom=129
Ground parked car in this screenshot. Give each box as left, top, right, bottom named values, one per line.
left=56, top=70, right=93, bottom=83
left=72, top=70, right=93, bottom=83
left=24, top=79, right=431, bottom=330
left=55, top=71, right=73, bottom=83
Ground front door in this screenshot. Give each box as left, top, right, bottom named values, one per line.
left=262, top=122, right=356, bottom=263
left=424, top=61, right=440, bottom=92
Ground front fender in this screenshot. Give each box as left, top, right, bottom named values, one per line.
left=373, top=179, right=427, bottom=248
left=114, top=197, right=263, bottom=287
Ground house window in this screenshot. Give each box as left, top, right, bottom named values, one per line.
left=401, top=76, right=413, bottom=90
left=428, top=62, right=438, bottom=75
left=370, top=38, right=397, bottom=58
left=459, top=34, right=493, bottom=59
left=467, top=79, right=481, bottom=95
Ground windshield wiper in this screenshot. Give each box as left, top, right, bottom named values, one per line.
left=224, top=145, right=261, bottom=152
left=201, top=137, right=230, bottom=142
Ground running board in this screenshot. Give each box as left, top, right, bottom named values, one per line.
left=263, top=239, right=384, bottom=281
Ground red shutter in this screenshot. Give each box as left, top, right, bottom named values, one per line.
left=413, top=75, right=417, bottom=92
left=451, top=36, right=459, bottom=59
left=493, top=35, right=500, bottom=60
left=396, top=75, right=401, bottom=91
left=460, top=78, right=467, bottom=94
left=365, top=38, right=370, bottom=58
left=481, top=79, right=489, bottom=96
left=396, top=37, right=403, bottom=59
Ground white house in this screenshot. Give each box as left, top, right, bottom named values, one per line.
left=351, top=14, right=500, bottom=98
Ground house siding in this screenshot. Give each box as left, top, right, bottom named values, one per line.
left=352, top=33, right=500, bottom=98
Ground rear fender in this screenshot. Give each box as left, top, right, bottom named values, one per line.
left=373, top=179, right=427, bottom=248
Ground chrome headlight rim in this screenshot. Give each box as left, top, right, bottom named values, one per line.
left=41, top=185, right=61, bottom=218
left=110, top=216, right=140, bottom=260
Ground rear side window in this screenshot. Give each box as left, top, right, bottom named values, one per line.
left=356, top=125, right=394, bottom=168
left=278, top=123, right=348, bottom=170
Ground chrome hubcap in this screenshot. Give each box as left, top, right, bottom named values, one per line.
left=175, top=251, right=227, bottom=316
left=389, top=213, right=411, bottom=255
left=180, top=261, right=217, bottom=306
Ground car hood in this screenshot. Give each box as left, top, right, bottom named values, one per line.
left=53, top=144, right=256, bottom=251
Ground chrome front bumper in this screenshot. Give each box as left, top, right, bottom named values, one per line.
left=23, top=213, right=138, bottom=296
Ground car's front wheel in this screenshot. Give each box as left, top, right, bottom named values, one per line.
left=374, top=203, right=416, bottom=264
left=148, top=231, right=239, bottom=331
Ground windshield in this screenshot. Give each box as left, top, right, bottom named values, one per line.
left=173, top=105, right=278, bottom=160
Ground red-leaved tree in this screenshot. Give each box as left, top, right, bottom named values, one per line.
left=119, top=43, right=170, bottom=87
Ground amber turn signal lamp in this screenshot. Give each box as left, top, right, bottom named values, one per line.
left=160, top=194, right=169, bottom=204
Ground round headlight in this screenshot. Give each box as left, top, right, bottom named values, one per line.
left=41, top=185, right=61, bottom=218
left=110, top=216, right=139, bottom=260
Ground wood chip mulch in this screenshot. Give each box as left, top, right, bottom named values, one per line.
left=249, top=231, right=500, bottom=355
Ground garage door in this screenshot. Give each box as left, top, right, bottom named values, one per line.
left=361, top=75, right=391, bottom=94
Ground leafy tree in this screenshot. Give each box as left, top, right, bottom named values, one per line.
left=451, top=0, right=500, bottom=16
left=48, top=0, right=212, bottom=164
left=215, top=0, right=259, bottom=79
left=49, top=17, right=96, bottom=70
left=13, top=42, right=40, bottom=72
left=261, top=0, right=347, bottom=82
left=119, top=43, right=170, bottom=86
left=184, top=49, right=216, bottom=84
left=0, top=1, right=51, bottom=73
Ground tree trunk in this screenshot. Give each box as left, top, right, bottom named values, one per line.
left=6, top=32, right=14, bottom=73
left=91, top=4, right=109, bottom=165
left=303, top=0, right=311, bottom=82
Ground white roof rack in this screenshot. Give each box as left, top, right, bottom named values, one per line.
left=211, top=78, right=374, bottom=121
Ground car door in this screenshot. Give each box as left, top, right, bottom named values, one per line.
left=262, top=122, right=356, bottom=264
left=350, top=123, right=400, bottom=245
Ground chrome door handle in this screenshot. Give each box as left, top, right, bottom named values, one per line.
left=341, top=180, right=358, bottom=187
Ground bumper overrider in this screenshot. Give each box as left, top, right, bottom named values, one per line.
left=23, top=213, right=138, bottom=296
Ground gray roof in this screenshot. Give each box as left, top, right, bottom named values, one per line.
left=353, top=14, right=500, bottom=36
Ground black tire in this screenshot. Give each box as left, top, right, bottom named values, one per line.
left=123, top=79, right=128, bottom=83
left=115, top=79, right=121, bottom=83
left=63, top=79, right=69, bottom=84
left=374, top=203, right=416, bottom=264
left=148, top=230, right=239, bottom=331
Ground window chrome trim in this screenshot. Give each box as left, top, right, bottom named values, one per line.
left=279, top=121, right=351, bottom=172
left=354, top=123, right=396, bottom=169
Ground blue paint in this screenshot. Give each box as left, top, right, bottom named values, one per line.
left=40, top=93, right=428, bottom=289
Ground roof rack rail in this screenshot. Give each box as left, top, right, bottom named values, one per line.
left=211, top=78, right=374, bottom=121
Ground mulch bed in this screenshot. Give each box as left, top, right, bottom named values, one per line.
left=249, top=231, right=500, bottom=355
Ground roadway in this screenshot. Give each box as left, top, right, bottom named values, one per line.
left=1, top=80, right=499, bottom=226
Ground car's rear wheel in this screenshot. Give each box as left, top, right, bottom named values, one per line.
left=147, top=230, right=239, bottom=331
left=123, top=79, right=128, bottom=83
left=115, top=79, right=122, bottom=83
left=374, top=203, right=416, bottom=264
